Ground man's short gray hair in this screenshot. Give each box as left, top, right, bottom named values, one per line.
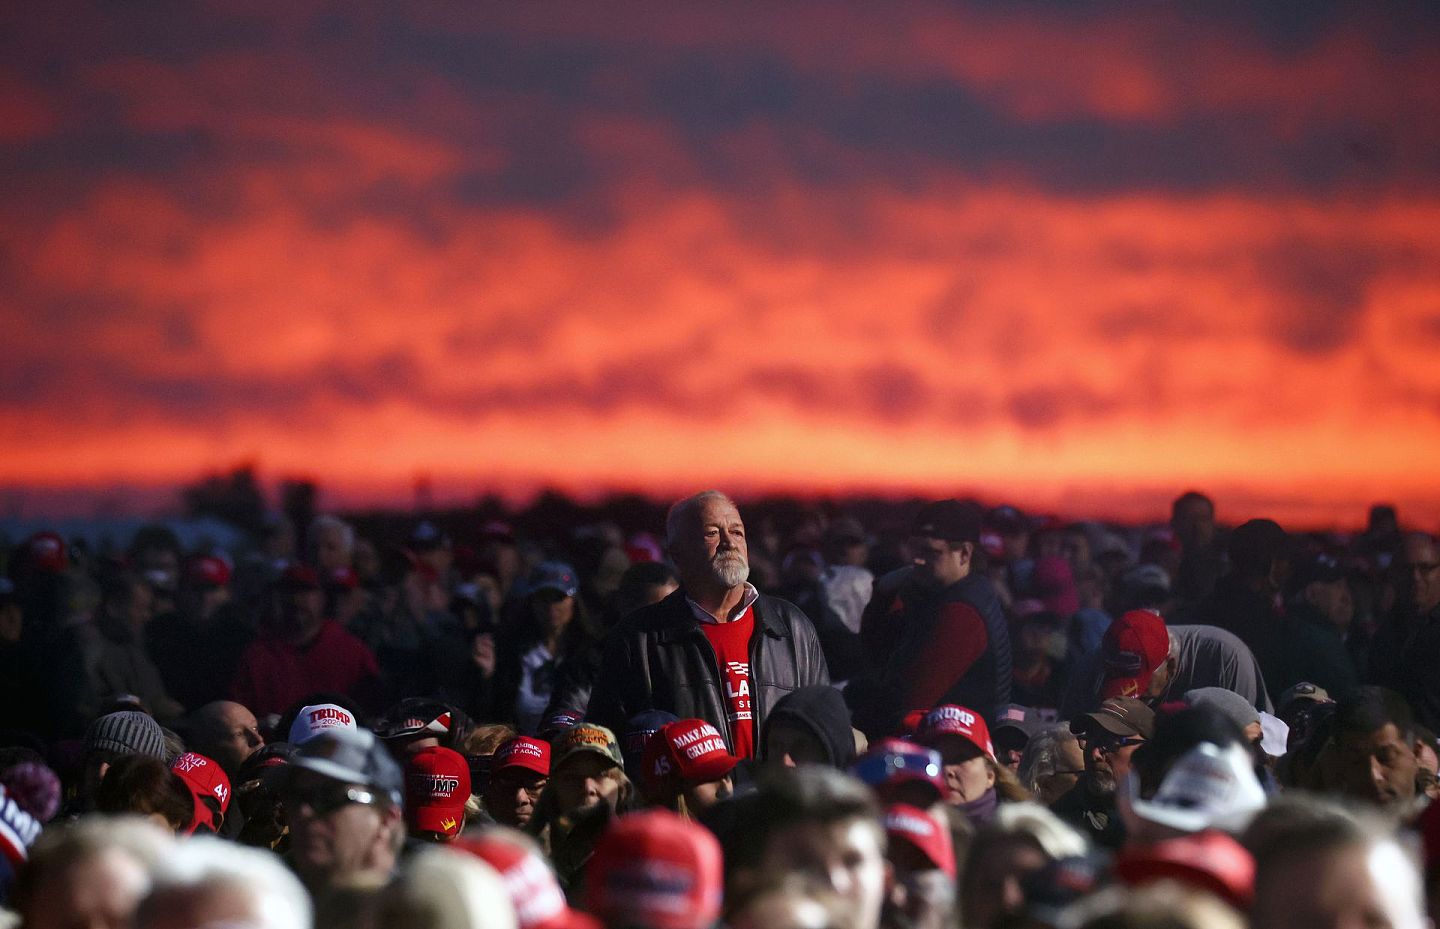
left=664, top=490, right=738, bottom=548
left=1017, top=724, right=1080, bottom=796
left=136, top=835, right=312, bottom=929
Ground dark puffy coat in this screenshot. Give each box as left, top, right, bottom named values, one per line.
left=583, top=589, right=829, bottom=749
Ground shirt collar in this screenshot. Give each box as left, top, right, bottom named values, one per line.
left=687, top=583, right=759, bottom=625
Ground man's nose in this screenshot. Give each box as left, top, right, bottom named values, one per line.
left=823, top=863, right=853, bottom=897
left=514, top=785, right=531, bottom=804
left=1371, top=756, right=1388, bottom=785
left=1002, top=875, right=1025, bottom=913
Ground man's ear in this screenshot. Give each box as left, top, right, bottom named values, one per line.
left=377, top=802, right=406, bottom=855
left=957, top=541, right=975, bottom=566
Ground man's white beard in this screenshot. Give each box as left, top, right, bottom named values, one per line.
left=712, top=554, right=750, bottom=588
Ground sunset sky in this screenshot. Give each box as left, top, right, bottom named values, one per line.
left=4, top=2, right=1440, bottom=527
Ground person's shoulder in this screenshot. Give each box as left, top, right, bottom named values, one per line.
left=755, top=591, right=814, bottom=626
left=1170, top=623, right=1250, bottom=651
left=874, top=565, right=914, bottom=593
left=611, top=589, right=691, bottom=637
left=317, top=618, right=374, bottom=652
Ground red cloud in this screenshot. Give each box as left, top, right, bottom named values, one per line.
left=5, top=2, right=1440, bottom=525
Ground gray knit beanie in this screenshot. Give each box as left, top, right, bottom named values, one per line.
left=83, top=711, right=166, bottom=759
left=1184, top=687, right=1260, bottom=732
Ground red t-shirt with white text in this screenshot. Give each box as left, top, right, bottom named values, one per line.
left=701, top=609, right=755, bottom=758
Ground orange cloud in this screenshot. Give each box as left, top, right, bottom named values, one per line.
left=6, top=162, right=1440, bottom=525
left=5, top=3, right=1440, bottom=526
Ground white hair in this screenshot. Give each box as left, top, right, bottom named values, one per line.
left=664, top=490, right=738, bottom=548
left=14, top=815, right=172, bottom=917
left=991, top=802, right=1089, bottom=860
left=1017, top=725, right=1080, bottom=796
left=136, top=835, right=312, bottom=929
left=377, top=847, right=517, bottom=929
left=308, top=515, right=355, bottom=557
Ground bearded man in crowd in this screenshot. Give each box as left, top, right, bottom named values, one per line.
left=588, top=490, right=829, bottom=758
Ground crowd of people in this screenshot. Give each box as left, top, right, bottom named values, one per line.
left=0, top=487, right=1437, bottom=929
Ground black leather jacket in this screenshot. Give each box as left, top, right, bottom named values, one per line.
left=583, top=588, right=830, bottom=750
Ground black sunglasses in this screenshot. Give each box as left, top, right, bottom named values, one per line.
left=283, top=784, right=383, bottom=816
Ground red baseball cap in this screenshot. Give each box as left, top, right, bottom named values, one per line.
left=278, top=563, right=321, bottom=591
left=1114, top=830, right=1255, bottom=910
left=324, top=566, right=359, bottom=590
left=642, top=719, right=738, bottom=802
left=457, top=831, right=600, bottom=929
left=170, top=752, right=231, bottom=835
left=187, top=556, right=232, bottom=589
left=884, top=803, right=956, bottom=878
left=585, top=810, right=723, bottom=929
left=26, top=532, right=67, bottom=574
left=1100, top=610, right=1171, bottom=699
left=493, top=737, right=551, bottom=778
left=915, top=705, right=994, bottom=760
left=405, top=746, right=471, bottom=837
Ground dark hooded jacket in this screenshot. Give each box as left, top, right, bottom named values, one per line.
left=760, top=684, right=856, bottom=768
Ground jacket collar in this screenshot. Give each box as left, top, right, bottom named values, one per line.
left=657, top=587, right=787, bottom=642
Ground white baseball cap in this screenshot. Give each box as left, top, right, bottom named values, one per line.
left=1123, top=741, right=1266, bottom=834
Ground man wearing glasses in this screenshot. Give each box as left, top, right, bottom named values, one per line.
left=482, top=736, right=550, bottom=829
left=281, top=727, right=406, bottom=894
left=1374, top=533, right=1440, bottom=731
left=1053, top=697, right=1154, bottom=849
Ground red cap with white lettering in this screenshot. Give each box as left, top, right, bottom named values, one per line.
left=170, top=752, right=231, bottom=835
left=915, top=704, right=995, bottom=760
left=641, top=719, right=738, bottom=803
left=885, top=803, right=956, bottom=878
left=586, top=810, right=723, bottom=929
left=457, top=830, right=601, bottom=929
left=494, top=737, right=551, bottom=778
left=405, top=746, right=471, bottom=837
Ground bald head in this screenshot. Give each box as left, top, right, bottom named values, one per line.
left=188, top=702, right=263, bottom=774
